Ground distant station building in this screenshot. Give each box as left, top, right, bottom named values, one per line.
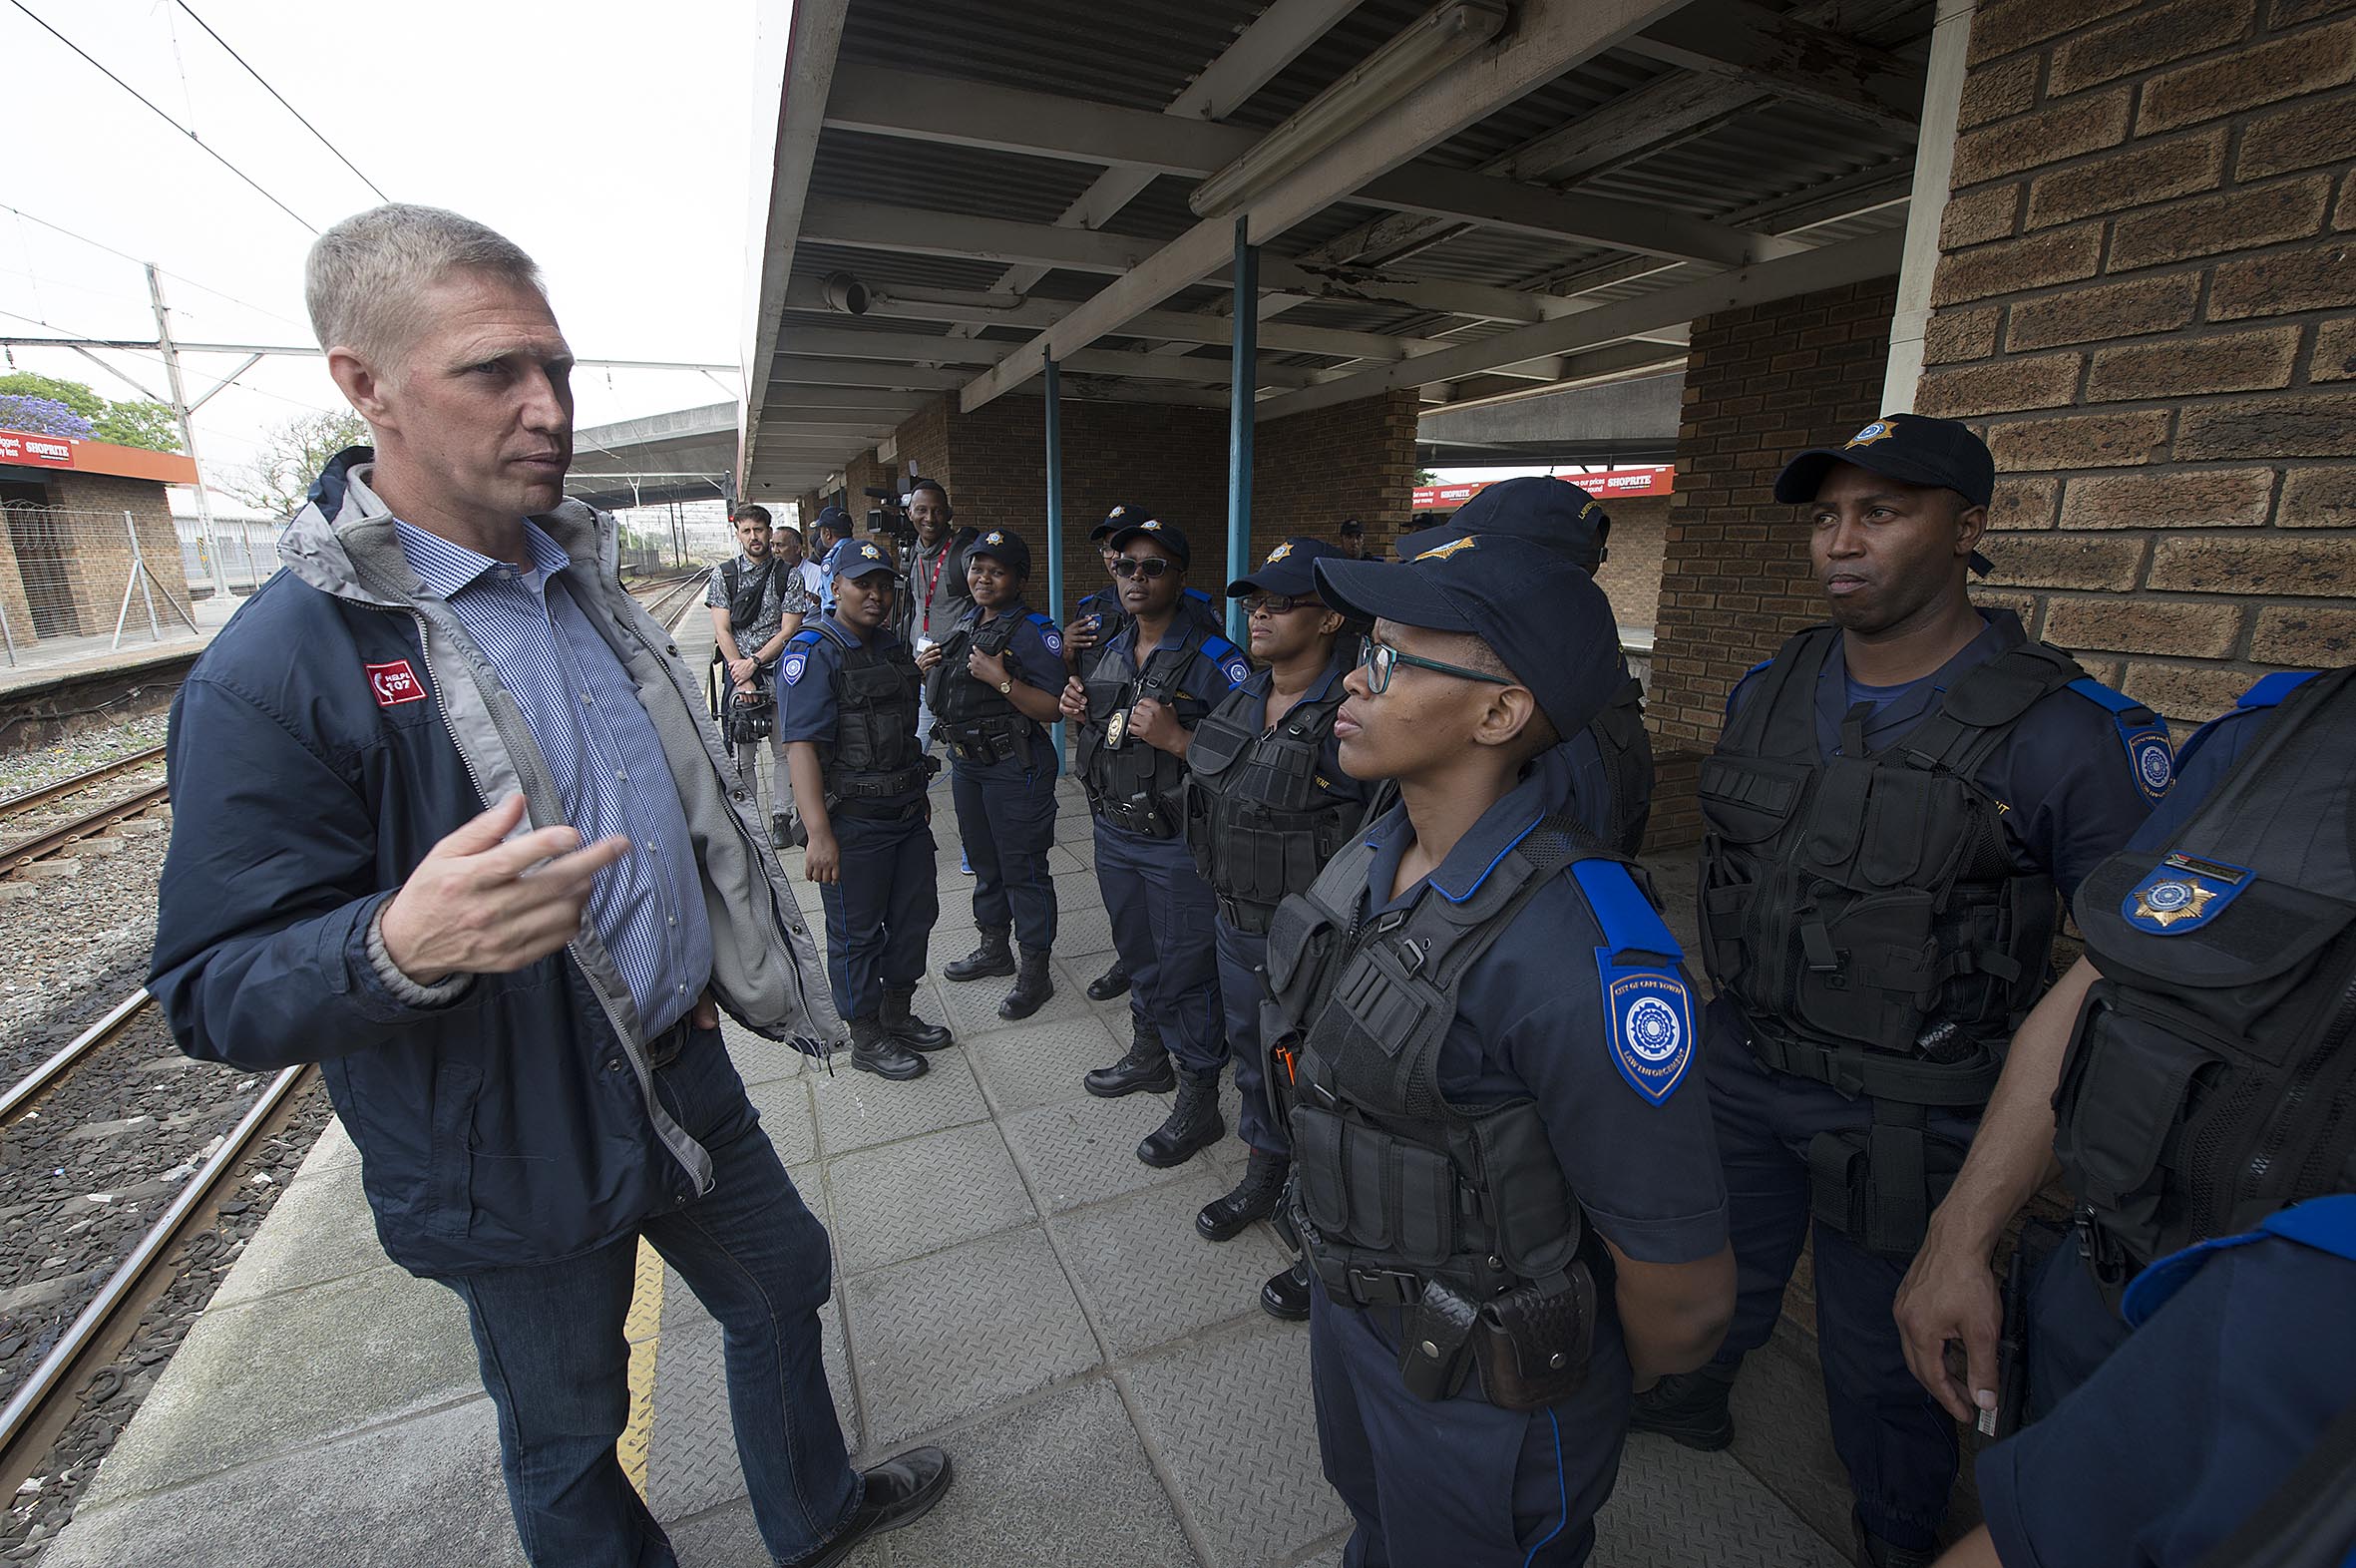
left=0, top=427, right=198, bottom=651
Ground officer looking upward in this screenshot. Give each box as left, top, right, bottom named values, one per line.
left=1396, top=478, right=1651, bottom=855
left=919, top=529, right=1065, bottom=1021
left=1056, top=519, right=1251, bottom=1161
left=1630, top=415, right=2169, bottom=1568
left=1266, top=533, right=1734, bottom=1567
left=1182, top=537, right=1369, bottom=1321
left=706, top=505, right=814, bottom=850
left=778, top=542, right=954, bottom=1080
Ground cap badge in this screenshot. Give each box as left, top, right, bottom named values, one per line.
left=1108, top=506, right=1126, bottom=519
left=983, top=531, right=1004, bottom=545
left=1139, top=519, right=1162, bottom=531
left=1845, top=419, right=1898, bottom=449
left=1412, top=537, right=1479, bottom=563
left=860, top=543, right=881, bottom=560
left=1265, top=543, right=1294, bottom=564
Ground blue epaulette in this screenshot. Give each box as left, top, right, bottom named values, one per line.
left=2237, top=670, right=2316, bottom=709
left=785, top=626, right=822, bottom=649
left=1573, top=859, right=1696, bottom=1105
left=1183, top=587, right=1214, bottom=605
left=1572, top=860, right=1686, bottom=964
left=2066, top=676, right=2175, bottom=802
left=1203, top=631, right=1252, bottom=688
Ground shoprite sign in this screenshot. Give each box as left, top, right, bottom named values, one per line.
left=0, top=430, right=75, bottom=469
left=1410, top=466, right=1674, bottom=512
left=0, top=427, right=199, bottom=485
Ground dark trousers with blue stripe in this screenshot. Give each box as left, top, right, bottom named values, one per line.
left=1093, top=818, right=1222, bottom=1069
left=949, top=756, right=1058, bottom=953
left=1215, top=916, right=1285, bottom=1156
left=817, top=805, right=938, bottom=1021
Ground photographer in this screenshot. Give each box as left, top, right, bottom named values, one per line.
left=706, top=504, right=812, bottom=849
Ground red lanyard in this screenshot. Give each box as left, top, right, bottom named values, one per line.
left=920, top=543, right=948, bottom=631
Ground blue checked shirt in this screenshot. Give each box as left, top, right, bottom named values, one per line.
left=393, top=520, right=714, bottom=1038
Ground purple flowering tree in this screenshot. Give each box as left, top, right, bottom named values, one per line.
left=0, top=394, right=95, bottom=439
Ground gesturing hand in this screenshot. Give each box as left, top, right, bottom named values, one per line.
left=378, top=794, right=631, bottom=984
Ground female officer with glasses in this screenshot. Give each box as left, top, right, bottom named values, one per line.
left=1057, top=519, right=1251, bottom=1167
left=1182, top=537, right=1370, bottom=1319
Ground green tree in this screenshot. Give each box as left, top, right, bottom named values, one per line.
left=229, top=409, right=372, bottom=520
left=92, top=400, right=185, bottom=453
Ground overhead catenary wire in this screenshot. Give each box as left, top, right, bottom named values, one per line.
left=0, top=200, right=309, bottom=330
left=172, top=1, right=390, bottom=203
left=3, top=0, right=317, bottom=233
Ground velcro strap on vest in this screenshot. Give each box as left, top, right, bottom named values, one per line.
left=1749, top=1029, right=2002, bottom=1105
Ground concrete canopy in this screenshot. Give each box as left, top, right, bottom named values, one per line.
left=739, top=0, right=1936, bottom=498
left=566, top=403, right=741, bottom=512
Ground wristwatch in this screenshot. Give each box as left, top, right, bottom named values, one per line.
left=995, top=677, right=1014, bottom=694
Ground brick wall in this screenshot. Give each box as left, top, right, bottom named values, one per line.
left=1596, top=493, right=1672, bottom=632
left=1248, top=390, right=1420, bottom=562
left=895, top=398, right=953, bottom=495
left=38, top=473, right=195, bottom=638
left=1919, top=0, right=2356, bottom=721
left=1644, top=278, right=1901, bottom=847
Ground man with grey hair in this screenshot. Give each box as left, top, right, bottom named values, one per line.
left=149, top=202, right=951, bottom=1568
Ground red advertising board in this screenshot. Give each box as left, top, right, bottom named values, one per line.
left=0, top=430, right=77, bottom=469
left=1410, top=466, right=1673, bottom=513
left=0, top=427, right=199, bottom=485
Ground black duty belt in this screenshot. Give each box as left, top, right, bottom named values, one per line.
left=645, top=1016, right=697, bottom=1070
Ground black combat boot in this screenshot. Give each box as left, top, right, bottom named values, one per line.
left=769, top=811, right=795, bottom=850
left=1628, top=1366, right=1737, bottom=1451
left=848, top=1015, right=926, bottom=1080
left=1261, top=1258, right=1310, bottom=1322
left=1197, top=1149, right=1289, bottom=1242
left=1085, top=961, right=1131, bottom=1001
left=943, top=927, right=1015, bottom=981
left=996, top=948, right=1054, bottom=1020
left=880, top=986, right=954, bottom=1051
left=1851, top=1510, right=1939, bottom=1568
left=1137, top=1066, right=1224, bottom=1168
left=1083, top=1016, right=1174, bottom=1097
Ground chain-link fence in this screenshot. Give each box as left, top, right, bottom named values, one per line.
left=176, top=513, right=288, bottom=600
left=0, top=504, right=202, bottom=666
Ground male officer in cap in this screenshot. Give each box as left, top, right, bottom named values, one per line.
left=1631, top=414, right=2170, bottom=1567
left=918, top=529, right=1065, bottom=1021
left=813, top=505, right=855, bottom=615
left=1396, top=478, right=1650, bottom=854
left=1182, top=536, right=1370, bottom=1317
left=1262, top=532, right=1734, bottom=1566
left=1057, top=518, right=1251, bottom=1158
left=1335, top=516, right=1371, bottom=560
left=779, top=540, right=955, bottom=1079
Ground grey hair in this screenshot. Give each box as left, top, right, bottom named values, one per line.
left=305, top=203, right=546, bottom=364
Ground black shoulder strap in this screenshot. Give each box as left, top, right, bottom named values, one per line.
left=1902, top=638, right=2085, bottom=776
left=1722, top=626, right=1837, bottom=759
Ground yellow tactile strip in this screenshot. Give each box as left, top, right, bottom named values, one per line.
left=617, top=1238, right=665, bottom=1497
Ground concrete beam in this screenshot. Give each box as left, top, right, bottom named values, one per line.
left=1618, top=0, right=1923, bottom=131
left=772, top=321, right=1325, bottom=387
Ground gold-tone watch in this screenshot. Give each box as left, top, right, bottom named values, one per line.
left=995, top=677, right=1014, bottom=694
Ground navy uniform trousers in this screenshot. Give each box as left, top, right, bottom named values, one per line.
left=948, top=749, right=1058, bottom=952
left=1703, top=1024, right=1981, bottom=1550
left=1214, top=916, right=1285, bottom=1155
left=817, top=802, right=938, bottom=1021
left=1093, top=819, right=1222, bottom=1068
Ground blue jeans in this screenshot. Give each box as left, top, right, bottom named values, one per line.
left=444, top=1027, right=858, bottom=1568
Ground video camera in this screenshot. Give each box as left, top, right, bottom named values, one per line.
left=863, top=485, right=917, bottom=546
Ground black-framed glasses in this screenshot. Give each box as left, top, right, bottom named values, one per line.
left=1360, top=638, right=1515, bottom=695
left=1109, top=557, right=1175, bottom=580
left=1240, top=592, right=1318, bottom=616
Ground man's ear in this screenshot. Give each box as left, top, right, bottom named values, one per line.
left=1954, top=501, right=1989, bottom=559
left=326, top=346, right=394, bottom=434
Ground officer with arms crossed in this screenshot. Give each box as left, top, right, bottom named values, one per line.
left=1057, top=518, right=1251, bottom=1161
left=1914, top=665, right=2356, bottom=1568
left=706, top=504, right=814, bottom=849
left=1262, top=531, right=1734, bottom=1566
left=919, top=529, right=1065, bottom=1021
left=1631, top=415, right=2168, bottom=1567
left=1182, top=537, right=1368, bottom=1319
left=779, top=541, right=955, bottom=1079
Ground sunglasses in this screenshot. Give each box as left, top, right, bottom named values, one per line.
left=1240, top=593, right=1320, bottom=616
left=1108, top=557, right=1176, bottom=580
left=1360, top=639, right=1516, bottom=695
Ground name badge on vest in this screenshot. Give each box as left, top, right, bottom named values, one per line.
left=1601, top=960, right=1696, bottom=1105
left=2124, top=852, right=2251, bottom=934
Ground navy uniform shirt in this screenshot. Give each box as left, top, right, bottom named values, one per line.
left=946, top=597, right=1066, bottom=779
left=776, top=613, right=925, bottom=811
left=1354, top=744, right=1729, bottom=1265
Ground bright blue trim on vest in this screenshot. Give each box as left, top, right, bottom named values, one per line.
left=2066, top=675, right=2144, bottom=716
left=2238, top=670, right=2318, bottom=709
left=1573, top=860, right=1686, bottom=961
left=2122, top=1193, right=2356, bottom=1327
left=2068, top=676, right=2174, bottom=801
left=1204, top=632, right=1245, bottom=664
left=1433, top=818, right=1538, bottom=904
left=784, top=627, right=822, bottom=650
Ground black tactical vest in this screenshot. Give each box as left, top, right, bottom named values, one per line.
left=1075, top=623, right=1224, bottom=839
left=1261, top=816, right=1620, bottom=1309
left=805, top=624, right=928, bottom=810
left=1183, top=673, right=1356, bottom=934
left=924, top=605, right=1042, bottom=764
left=1590, top=677, right=1655, bottom=856
left=2057, top=667, right=2356, bottom=1277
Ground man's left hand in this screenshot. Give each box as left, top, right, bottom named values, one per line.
left=727, top=655, right=758, bottom=686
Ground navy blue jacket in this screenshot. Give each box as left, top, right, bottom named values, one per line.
left=149, top=453, right=835, bottom=1278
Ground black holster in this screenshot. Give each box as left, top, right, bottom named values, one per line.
left=1399, top=1277, right=1481, bottom=1401
left=1472, top=1267, right=1596, bottom=1412
left=1804, top=1101, right=1968, bottom=1259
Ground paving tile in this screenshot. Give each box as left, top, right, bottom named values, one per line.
left=1055, top=902, right=1118, bottom=958
left=210, top=1158, right=392, bottom=1306
left=647, top=1286, right=859, bottom=1523
left=809, top=1046, right=989, bottom=1156
left=997, top=1092, right=1193, bottom=1213
left=1600, top=1436, right=1847, bottom=1567
left=663, top=1496, right=886, bottom=1567
left=843, top=1227, right=1099, bottom=1448
left=1051, top=1173, right=1289, bottom=1356
left=1043, top=842, right=1090, bottom=875
left=293, top=1114, right=361, bottom=1177
left=881, top=1379, right=1197, bottom=1568
left=965, top=1013, right=1124, bottom=1113
left=827, top=1121, right=1034, bottom=1275
left=723, top=1016, right=807, bottom=1084
left=744, top=1073, right=818, bottom=1166
left=1122, top=1313, right=1344, bottom=1568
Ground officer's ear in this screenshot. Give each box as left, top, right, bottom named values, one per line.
left=1952, top=497, right=1989, bottom=558
left=1467, top=681, right=1543, bottom=756
left=1316, top=608, right=1347, bottom=638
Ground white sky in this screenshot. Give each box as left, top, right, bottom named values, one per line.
left=0, top=0, right=757, bottom=486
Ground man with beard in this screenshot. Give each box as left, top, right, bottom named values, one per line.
left=706, top=505, right=812, bottom=848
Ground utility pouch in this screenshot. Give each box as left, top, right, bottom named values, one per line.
left=1398, top=1276, right=1481, bottom=1401
left=1803, top=1119, right=1964, bottom=1259
left=1472, top=1265, right=1595, bottom=1412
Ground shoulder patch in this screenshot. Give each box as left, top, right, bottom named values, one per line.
left=2125, top=853, right=2251, bottom=935
left=2067, top=677, right=2173, bottom=801
left=1028, top=611, right=1063, bottom=656
left=1203, top=634, right=1251, bottom=687
left=780, top=650, right=810, bottom=686
left=1571, top=860, right=1694, bottom=1104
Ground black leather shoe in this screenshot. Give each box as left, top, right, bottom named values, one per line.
left=1629, top=1369, right=1736, bottom=1451
left=1083, top=1019, right=1173, bottom=1097
left=1851, top=1510, right=1939, bottom=1568
left=770, top=812, right=796, bottom=850
left=793, top=1446, right=954, bottom=1568
left=944, top=928, right=1015, bottom=981
left=881, top=986, right=954, bottom=1052
left=848, top=1016, right=926, bottom=1080
left=1198, top=1149, right=1289, bottom=1241
left=997, top=948, right=1054, bottom=1020
left=1261, top=1259, right=1310, bottom=1322
left=1085, top=962, right=1132, bottom=1001
left=1137, top=1067, right=1223, bottom=1168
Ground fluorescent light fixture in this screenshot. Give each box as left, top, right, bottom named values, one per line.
left=1188, top=0, right=1508, bottom=219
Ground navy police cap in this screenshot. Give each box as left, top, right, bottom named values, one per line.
left=964, top=528, right=1031, bottom=577
left=1089, top=504, right=1143, bottom=544
left=1228, top=536, right=1344, bottom=598
left=1774, top=413, right=1996, bottom=509
left=1105, top=515, right=1190, bottom=568
left=833, top=539, right=903, bottom=582
left=1395, top=476, right=1610, bottom=574
left=1314, top=534, right=1624, bottom=741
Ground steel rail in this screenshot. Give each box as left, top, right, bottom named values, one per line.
left=0, top=744, right=168, bottom=821
left=1, top=781, right=170, bottom=876
left=0, top=988, right=153, bottom=1125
